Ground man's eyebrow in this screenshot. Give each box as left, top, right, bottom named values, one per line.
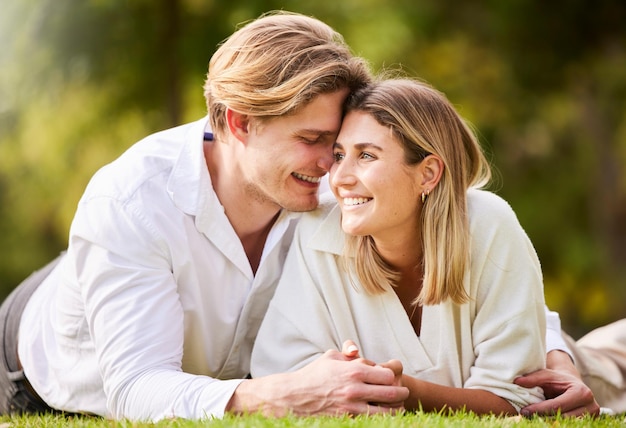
left=297, top=128, right=337, bottom=136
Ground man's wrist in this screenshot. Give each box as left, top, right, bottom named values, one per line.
left=546, top=349, right=580, bottom=378
left=226, top=375, right=291, bottom=417
left=226, top=379, right=255, bottom=415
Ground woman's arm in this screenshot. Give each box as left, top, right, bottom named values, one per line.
left=354, top=343, right=515, bottom=415
left=362, top=343, right=515, bottom=415
left=402, top=375, right=516, bottom=415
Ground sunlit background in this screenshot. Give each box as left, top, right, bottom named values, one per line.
left=1, top=0, right=625, bottom=337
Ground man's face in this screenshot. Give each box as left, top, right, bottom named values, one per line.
left=241, top=88, right=349, bottom=212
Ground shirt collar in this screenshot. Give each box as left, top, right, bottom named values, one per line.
left=167, top=117, right=214, bottom=216
left=307, top=196, right=346, bottom=256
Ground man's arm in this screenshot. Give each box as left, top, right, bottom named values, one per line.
left=227, top=349, right=408, bottom=416
left=515, top=350, right=600, bottom=417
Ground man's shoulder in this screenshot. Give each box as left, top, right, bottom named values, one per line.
left=82, top=119, right=206, bottom=204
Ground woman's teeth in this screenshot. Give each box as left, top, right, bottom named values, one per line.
left=344, top=197, right=371, bottom=206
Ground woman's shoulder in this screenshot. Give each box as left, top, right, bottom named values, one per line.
left=467, top=188, right=517, bottom=218
left=467, top=188, right=524, bottom=232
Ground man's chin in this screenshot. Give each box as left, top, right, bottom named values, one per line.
left=281, top=196, right=320, bottom=212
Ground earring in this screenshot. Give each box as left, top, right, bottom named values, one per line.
left=421, top=190, right=428, bottom=203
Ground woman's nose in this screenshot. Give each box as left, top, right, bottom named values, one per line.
left=330, top=158, right=356, bottom=188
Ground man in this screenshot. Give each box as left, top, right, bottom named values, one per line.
left=0, top=11, right=408, bottom=420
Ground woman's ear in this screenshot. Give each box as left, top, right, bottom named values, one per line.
left=225, top=108, right=250, bottom=143
left=420, top=155, right=444, bottom=190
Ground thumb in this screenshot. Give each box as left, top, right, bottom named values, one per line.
left=341, top=339, right=360, bottom=359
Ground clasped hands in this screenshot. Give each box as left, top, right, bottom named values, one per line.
left=336, top=339, right=407, bottom=412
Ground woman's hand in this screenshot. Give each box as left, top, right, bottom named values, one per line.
left=341, top=340, right=405, bottom=410
left=341, top=339, right=361, bottom=359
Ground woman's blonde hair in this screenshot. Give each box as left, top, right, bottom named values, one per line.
left=343, top=78, right=491, bottom=305
left=204, top=11, right=372, bottom=137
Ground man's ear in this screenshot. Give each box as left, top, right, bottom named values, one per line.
left=225, top=108, right=250, bottom=143
left=420, top=155, right=444, bottom=190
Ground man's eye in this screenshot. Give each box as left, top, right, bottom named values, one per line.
left=301, top=136, right=321, bottom=145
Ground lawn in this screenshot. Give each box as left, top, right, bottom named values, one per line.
left=1, top=412, right=625, bottom=427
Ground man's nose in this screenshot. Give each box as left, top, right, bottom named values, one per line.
left=317, top=147, right=334, bottom=172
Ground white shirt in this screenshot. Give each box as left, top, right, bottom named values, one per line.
left=252, top=190, right=547, bottom=411
left=18, top=117, right=300, bottom=420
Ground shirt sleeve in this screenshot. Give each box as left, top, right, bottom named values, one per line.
left=71, top=194, right=242, bottom=420
left=464, top=192, right=547, bottom=411
left=545, top=306, right=573, bottom=357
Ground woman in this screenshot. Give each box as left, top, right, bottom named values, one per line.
left=251, top=78, right=546, bottom=415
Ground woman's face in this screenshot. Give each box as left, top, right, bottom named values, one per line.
left=330, top=111, right=424, bottom=243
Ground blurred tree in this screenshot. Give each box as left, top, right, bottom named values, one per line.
left=1, top=0, right=625, bottom=335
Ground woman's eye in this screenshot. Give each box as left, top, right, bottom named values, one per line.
left=361, top=152, right=374, bottom=160
left=333, top=152, right=344, bottom=162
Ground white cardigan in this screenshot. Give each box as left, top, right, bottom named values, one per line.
left=251, top=189, right=546, bottom=411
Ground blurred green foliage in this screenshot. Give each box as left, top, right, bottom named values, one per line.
left=1, top=0, right=625, bottom=336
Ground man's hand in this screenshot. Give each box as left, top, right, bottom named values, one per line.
left=341, top=340, right=405, bottom=408
left=229, top=346, right=409, bottom=417
left=514, top=350, right=600, bottom=417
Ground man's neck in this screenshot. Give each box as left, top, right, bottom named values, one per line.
left=204, top=137, right=281, bottom=273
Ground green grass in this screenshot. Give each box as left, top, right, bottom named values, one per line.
left=1, top=412, right=625, bottom=428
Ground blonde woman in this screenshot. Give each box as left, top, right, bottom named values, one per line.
left=251, top=78, right=546, bottom=415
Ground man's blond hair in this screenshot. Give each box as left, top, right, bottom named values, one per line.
left=204, top=11, right=372, bottom=138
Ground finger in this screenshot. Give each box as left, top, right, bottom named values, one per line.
left=364, top=384, right=409, bottom=407
left=561, top=407, right=599, bottom=418
left=379, top=359, right=403, bottom=376
left=520, top=392, right=594, bottom=418
left=342, top=340, right=360, bottom=359
left=324, top=348, right=368, bottom=363
left=522, top=402, right=589, bottom=418
left=513, top=372, right=550, bottom=388
left=520, top=398, right=564, bottom=417
left=364, top=403, right=406, bottom=416
left=358, top=363, right=397, bottom=386
left=335, top=384, right=408, bottom=416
